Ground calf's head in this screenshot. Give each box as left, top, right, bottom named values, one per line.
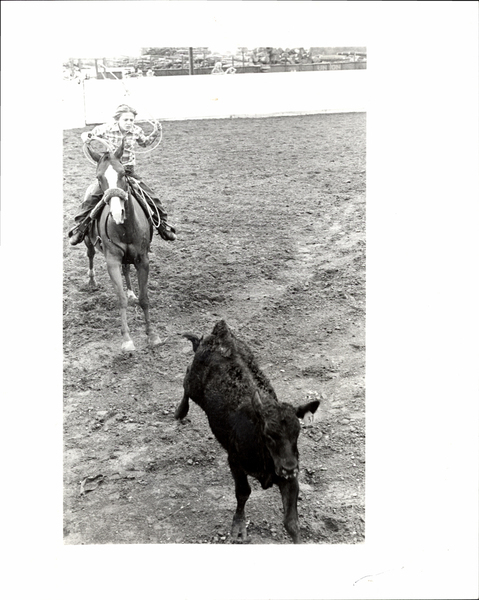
left=251, top=392, right=320, bottom=480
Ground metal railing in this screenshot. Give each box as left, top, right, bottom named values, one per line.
left=146, top=61, right=366, bottom=77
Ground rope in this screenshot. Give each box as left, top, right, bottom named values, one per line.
left=83, top=136, right=114, bottom=166
left=136, top=121, right=163, bottom=154
left=126, top=176, right=161, bottom=228
left=97, top=63, right=163, bottom=155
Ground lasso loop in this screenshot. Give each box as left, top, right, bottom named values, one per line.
left=97, top=64, right=163, bottom=155
left=82, top=136, right=115, bottom=166
left=136, top=120, right=163, bottom=154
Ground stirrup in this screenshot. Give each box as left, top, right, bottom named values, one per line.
left=69, top=219, right=89, bottom=239
left=68, top=224, right=81, bottom=238
left=69, top=228, right=86, bottom=246
left=159, top=222, right=177, bottom=241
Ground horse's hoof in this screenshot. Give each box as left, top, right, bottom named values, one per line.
left=121, top=340, right=135, bottom=352
left=148, top=334, right=163, bottom=347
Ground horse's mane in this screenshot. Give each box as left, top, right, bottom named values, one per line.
left=99, top=152, right=112, bottom=163
left=98, top=152, right=123, bottom=170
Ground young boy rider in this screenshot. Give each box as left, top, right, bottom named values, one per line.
left=69, top=104, right=176, bottom=245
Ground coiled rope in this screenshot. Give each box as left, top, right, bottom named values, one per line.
left=82, top=136, right=114, bottom=166
left=82, top=126, right=162, bottom=166
left=88, top=62, right=164, bottom=156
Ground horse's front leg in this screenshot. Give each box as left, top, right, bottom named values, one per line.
left=135, top=255, right=161, bottom=347
left=106, top=257, right=135, bottom=352
left=85, top=237, right=98, bottom=289
left=122, top=264, right=137, bottom=301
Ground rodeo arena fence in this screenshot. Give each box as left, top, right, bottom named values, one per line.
left=62, top=59, right=367, bottom=129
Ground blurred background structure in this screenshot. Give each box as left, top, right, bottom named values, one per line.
left=63, top=46, right=367, bottom=81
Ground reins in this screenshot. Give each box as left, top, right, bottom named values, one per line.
left=104, top=212, right=125, bottom=252
left=96, top=182, right=154, bottom=251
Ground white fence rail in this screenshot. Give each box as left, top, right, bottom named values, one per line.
left=62, top=70, right=367, bottom=129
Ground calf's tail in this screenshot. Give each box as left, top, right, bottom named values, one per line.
left=183, top=333, right=202, bottom=352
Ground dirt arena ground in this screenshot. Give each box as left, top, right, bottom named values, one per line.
left=63, top=111, right=366, bottom=544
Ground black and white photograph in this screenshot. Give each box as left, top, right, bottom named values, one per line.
left=62, top=37, right=367, bottom=549
left=2, top=2, right=478, bottom=599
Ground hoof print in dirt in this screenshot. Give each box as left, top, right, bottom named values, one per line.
left=79, top=474, right=105, bottom=496
left=175, top=319, right=320, bottom=544
left=148, top=336, right=167, bottom=348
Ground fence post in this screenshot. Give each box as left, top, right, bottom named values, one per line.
left=189, top=47, right=194, bottom=75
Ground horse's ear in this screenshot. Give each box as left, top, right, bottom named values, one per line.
left=114, top=137, right=125, bottom=160
left=86, top=146, right=102, bottom=163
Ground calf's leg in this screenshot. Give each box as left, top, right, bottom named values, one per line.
left=278, top=477, right=300, bottom=543
left=229, top=458, right=251, bottom=543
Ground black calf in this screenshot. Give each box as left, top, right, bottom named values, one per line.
left=175, top=320, right=320, bottom=543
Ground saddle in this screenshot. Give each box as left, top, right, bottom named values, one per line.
left=86, top=181, right=156, bottom=247
left=87, top=181, right=158, bottom=227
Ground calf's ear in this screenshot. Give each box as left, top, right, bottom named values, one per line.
left=296, top=399, right=320, bottom=420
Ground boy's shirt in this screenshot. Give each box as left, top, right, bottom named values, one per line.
left=90, top=121, right=150, bottom=166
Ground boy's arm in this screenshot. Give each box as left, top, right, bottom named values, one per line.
left=81, top=124, right=106, bottom=143
left=136, top=123, right=161, bottom=148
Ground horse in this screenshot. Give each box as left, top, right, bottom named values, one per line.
left=83, top=138, right=161, bottom=351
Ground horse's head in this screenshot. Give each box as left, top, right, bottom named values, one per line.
left=90, top=138, right=129, bottom=225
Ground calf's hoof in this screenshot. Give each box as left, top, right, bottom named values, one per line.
left=231, top=537, right=251, bottom=544
left=285, top=524, right=300, bottom=544
left=231, top=516, right=249, bottom=544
